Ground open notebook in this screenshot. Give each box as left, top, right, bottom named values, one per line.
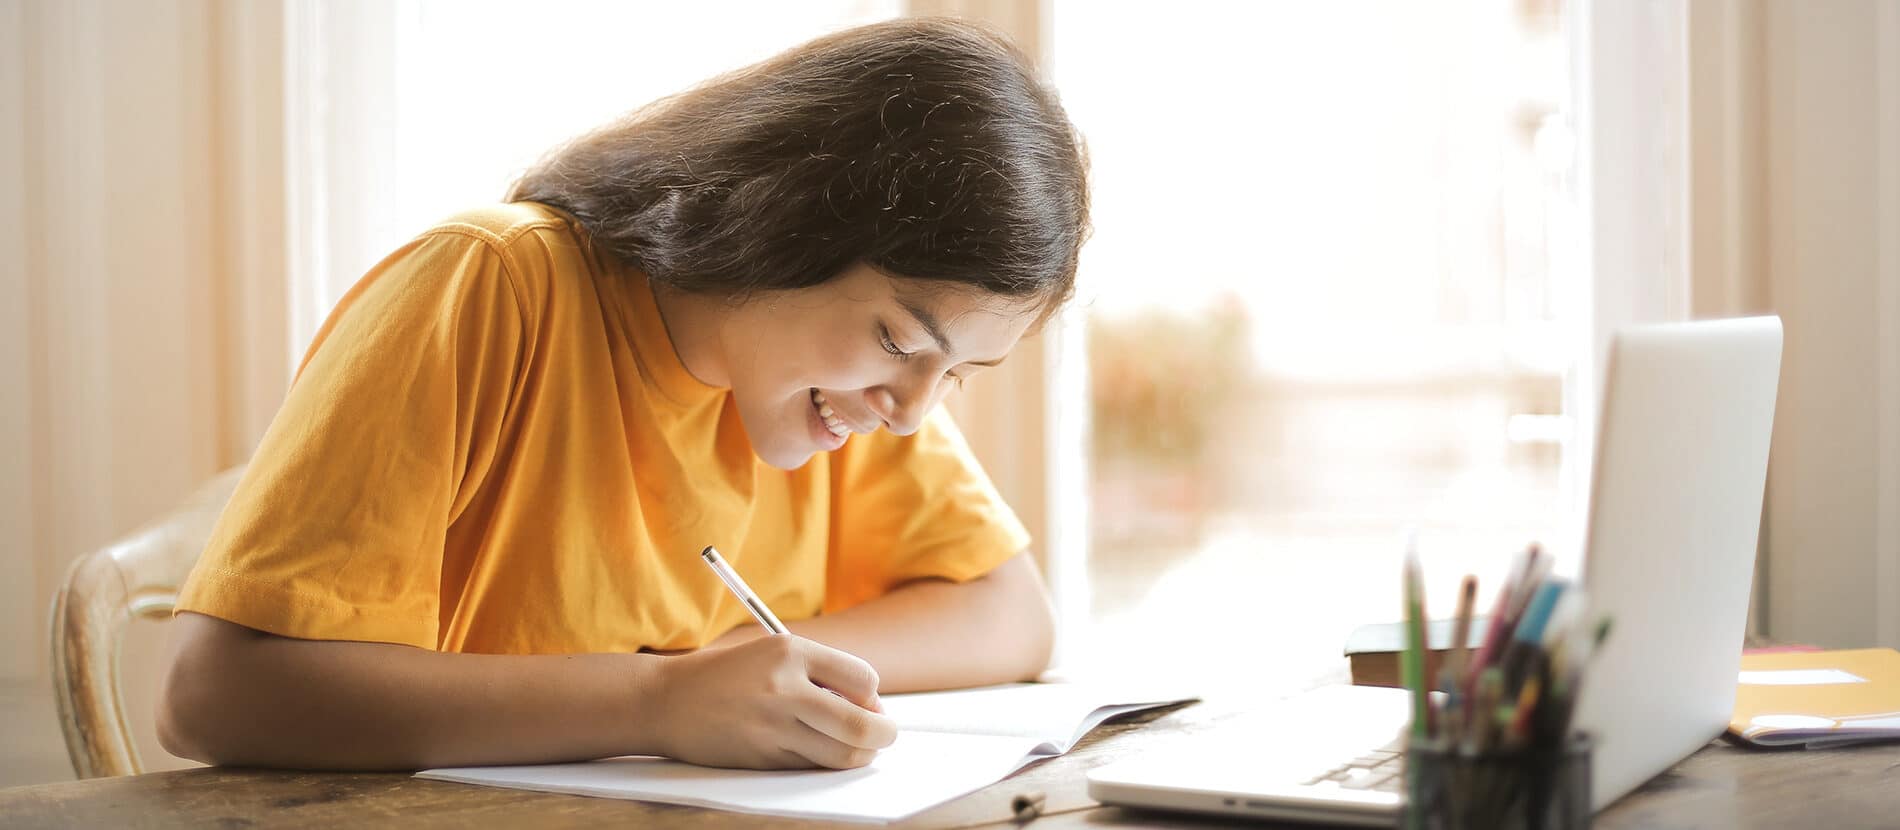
left=416, top=682, right=1196, bottom=823
left=1729, top=647, right=1900, bottom=748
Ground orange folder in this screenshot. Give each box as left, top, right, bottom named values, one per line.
left=1729, top=647, right=1900, bottom=748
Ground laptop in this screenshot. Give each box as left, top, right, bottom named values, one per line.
left=1087, top=316, right=1784, bottom=825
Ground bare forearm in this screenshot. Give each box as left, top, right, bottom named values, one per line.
left=717, top=552, right=1056, bottom=693
left=792, top=580, right=1053, bottom=693
left=159, top=613, right=668, bottom=770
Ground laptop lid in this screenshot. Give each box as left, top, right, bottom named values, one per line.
left=1572, top=315, right=1783, bottom=810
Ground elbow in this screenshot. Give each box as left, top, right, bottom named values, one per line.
left=989, top=552, right=1057, bottom=681
left=155, top=699, right=204, bottom=764
left=1022, top=585, right=1056, bottom=679
left=156, top=649, right=216, bottom=764
left=156, top=613, right=251, bottom=765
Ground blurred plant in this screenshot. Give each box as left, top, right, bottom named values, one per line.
left=1088, top=295, right=1253, bottom=467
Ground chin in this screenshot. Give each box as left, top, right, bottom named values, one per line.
left=734, top=387, right=835, bottom=470
left=737, top=408, right=816, bottom=471
left=755, top=442, right=816, bottom=471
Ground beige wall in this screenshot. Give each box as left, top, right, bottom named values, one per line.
left=1688, top=0, right=1900, bottom=648
left=1761, top=0, right=1900, bottom=649
left=0, top=0, right=287, bottom=786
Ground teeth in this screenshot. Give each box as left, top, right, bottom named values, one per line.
left=811, top=389, right=850, bottom=439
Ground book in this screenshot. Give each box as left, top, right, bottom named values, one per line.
left=1343, top=617, right=1489, bottom=688
left=416, top=682, right=1197, bottom=823
left=1727, top=647, right=1900, bottom=748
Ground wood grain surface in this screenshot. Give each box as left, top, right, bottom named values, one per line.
left=7, top=683, right=1899, bottom=829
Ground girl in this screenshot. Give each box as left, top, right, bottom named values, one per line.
left=158, top=17, right=1088, bottom=773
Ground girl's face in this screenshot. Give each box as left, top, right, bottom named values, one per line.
left=718, top=263, right=1035, bottom=470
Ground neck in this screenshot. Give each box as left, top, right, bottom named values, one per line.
left=647, top=284, right=731, bottom=388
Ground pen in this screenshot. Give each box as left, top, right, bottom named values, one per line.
left=1402, top=541, right=1429, bottom=740
left=1496, top=544, right=1549, bottom=637
left=1512, top=580, right=1567, bottom=644
left=1501, top=579, right=1567, bottom=688
left=1400, top=540, right=1428, bottom=830
left=1442, top=575, right=1478, bottom=693
left=1505, top=673, right=1542, bottom=749
left=1507, top=548, right=1555, bottom=622
left=1467, top=667, right=1504, bottom=753
left=1466, top=547, right=1529, bottom=687
left=700, top=545, right=788, bottom=635
left=1539, top=586, right=1584, bottom=646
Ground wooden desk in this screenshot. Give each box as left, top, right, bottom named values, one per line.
left=5, top=689, right=1898, bottom=829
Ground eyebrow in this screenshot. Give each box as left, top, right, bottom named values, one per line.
left=896, top=296, right=1007, bottom=368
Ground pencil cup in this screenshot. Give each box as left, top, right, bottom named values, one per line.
left=1399, top=733, right=1592, bottom=830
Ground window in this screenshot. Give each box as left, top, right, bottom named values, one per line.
left=1055, top=0, right=1576, bottom=689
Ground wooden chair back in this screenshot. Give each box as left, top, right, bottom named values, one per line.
left=48, top=467, right=245, bottom=778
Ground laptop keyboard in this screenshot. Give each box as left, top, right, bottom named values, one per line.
left=1300, top=736, right=1406, bottom=793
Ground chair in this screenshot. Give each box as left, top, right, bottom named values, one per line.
left=48, top=466, right=246, bottom=778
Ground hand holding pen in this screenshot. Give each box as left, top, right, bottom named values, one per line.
left=645, top=546, right=897, bottom=770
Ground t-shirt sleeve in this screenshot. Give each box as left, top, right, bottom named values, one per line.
left=176, top=229, right=527, bottom=648
left=823, top=407, right=1032, bottom=613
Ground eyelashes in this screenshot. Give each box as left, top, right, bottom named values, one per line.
left=880, top=324, right=966, bottom=388
left=879, top=327, right=914, bottom=361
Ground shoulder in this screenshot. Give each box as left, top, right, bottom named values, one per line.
left=418, top=202, right=587, bottom=272
left=427, top=201, right=576, bottom=246
left=409, top=201, right=602, bottom=324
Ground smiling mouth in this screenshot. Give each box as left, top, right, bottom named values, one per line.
left=810, top=388, right=852, bottom=438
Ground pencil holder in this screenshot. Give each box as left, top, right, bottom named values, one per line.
left=1399, top=732, right=1592, bottom=830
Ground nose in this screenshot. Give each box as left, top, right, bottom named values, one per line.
left=865, top=375, right=942, bottom=437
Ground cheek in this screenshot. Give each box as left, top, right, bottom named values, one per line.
left=739, top=342, right=850, bottom=393
left=804, top=348, right=890, bottom=392
left=737, top=322, right=889, bottom=399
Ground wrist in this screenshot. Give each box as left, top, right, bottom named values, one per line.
left=619, top=651, right=674, bottom=758
left=708, top=625, right=767, bottom=650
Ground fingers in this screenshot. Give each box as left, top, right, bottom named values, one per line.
left=797, top=640, right=883, bottom=712
left=791, top=684, right=899, bottom=752
left=778, top=718, right=886, bottom=770
left=666, top=636, right=892, bottom=771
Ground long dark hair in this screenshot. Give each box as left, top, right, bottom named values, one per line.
left=507, top=17, right=1088, bottom=316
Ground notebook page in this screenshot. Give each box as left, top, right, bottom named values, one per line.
left=877, top=682, right=1194, bottom=753
left=417, top=729, right=1045, bottom=824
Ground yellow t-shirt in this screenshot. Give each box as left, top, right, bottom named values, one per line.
left=177, top=202, right=1030, bottom=654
